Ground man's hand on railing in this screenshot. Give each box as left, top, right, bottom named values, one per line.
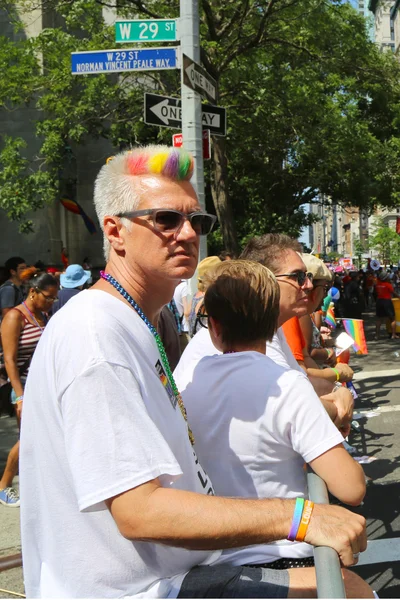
left=304, top=503, right=367, bottom=567
left=331, top=386, right=354, bottom=437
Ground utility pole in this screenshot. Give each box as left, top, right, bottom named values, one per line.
left=179, top=0, right=207, bottom=264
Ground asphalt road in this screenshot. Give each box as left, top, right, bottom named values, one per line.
left=347, top=312, right=400, bottom=598
left=0, top=309, right=399, bottom=598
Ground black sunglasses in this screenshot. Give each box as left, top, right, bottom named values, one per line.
left=313, top=283, right=330, bottom=292
left=196, top=311, right=209, bottom=330
left=117, top=208, right=217, bottom=236
left=275, top=271, right=313, bottom=287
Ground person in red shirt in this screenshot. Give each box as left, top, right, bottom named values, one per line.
left=375, top=270, right=399, bottom=339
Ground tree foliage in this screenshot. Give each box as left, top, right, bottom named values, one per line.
left=369, top=217, right=400, bottom=265
left=2, top=0, right=400, bottom=252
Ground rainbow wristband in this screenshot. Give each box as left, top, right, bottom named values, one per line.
left=287, top=498, right=305, bottom=541
left=295, top=500, right=314, bottom=542
left=330, top=367, right=340, bottom=382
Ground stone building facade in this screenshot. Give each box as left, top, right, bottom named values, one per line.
left=0, top=6, right=113, bottom=268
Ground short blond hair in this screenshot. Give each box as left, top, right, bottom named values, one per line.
left=203, top=260, right=280, bottom=345
left=197, top=256, right=221, bottom=292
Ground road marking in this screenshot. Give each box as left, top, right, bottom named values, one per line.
left=354, top=368, right=400, bottom=381
left=358, top=538, right=400, bottom=565
left=356, top=405, right=400, bottom=414
left=370, top=405, right=400, bottom=413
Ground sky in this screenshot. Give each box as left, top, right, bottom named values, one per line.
left=299, top=226, right=310, bottom=248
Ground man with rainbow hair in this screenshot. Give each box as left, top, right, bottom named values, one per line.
left=20, top=145, right=368, bottom=599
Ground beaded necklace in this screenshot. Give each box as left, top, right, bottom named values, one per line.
left=22, top=301, right=46, bottom=331
left=100, top=271, right=194, bottom=445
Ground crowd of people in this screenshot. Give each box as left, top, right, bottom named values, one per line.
left=0, top=259, right=92, bottom=507
left=330, top=266, right=400, bottom=340
left=0, top=145, right=385, bottom=598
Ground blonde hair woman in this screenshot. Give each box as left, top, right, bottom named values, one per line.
left=187, top=255, right=221, bottom=337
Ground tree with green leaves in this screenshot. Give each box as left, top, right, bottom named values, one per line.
left=326, top=250, right=342, bottom=262
left=369, top=218, right=400, bottom=266
left=2, top=0, right=400, bottom=254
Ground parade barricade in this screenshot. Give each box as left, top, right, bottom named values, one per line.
left=307, top=468, right=346, bottom=598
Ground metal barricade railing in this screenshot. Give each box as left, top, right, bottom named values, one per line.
left=307, top=469, right=346, bottom=599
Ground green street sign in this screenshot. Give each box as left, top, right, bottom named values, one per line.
left=115, top=19, right=178, bottom=43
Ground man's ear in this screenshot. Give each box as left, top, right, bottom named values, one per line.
left=104, top=216, right=126, bottom=254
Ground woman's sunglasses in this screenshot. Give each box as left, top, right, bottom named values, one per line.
left=117, top=208, right=217, bottom=236
left=35, top=288, right=57, bottom=302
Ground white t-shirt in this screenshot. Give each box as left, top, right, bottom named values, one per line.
left=173, top=281, right=189, bottom=333
left=173, top=326, right=304, bottom=393
left=20, top=290, right=219, bottom=599
left=180, top=352, right=343, bottom=565
left=268, top=327, right=305, bottom=373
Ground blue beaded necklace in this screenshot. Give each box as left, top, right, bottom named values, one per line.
left=100, top=271, right=194, bottom=445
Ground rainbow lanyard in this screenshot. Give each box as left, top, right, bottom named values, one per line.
left=22, top=302, right=46, bottom=331
left=100, top=271, right=194, bottom=445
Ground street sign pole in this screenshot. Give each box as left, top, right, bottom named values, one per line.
left=179, top=0, right=207, bottom=265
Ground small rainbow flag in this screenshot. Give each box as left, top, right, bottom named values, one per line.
left=325, top=304, right=336, bottom=329
left=342, top=319, right=368, bottom=355
left=60, top=197, right=97, bottom=234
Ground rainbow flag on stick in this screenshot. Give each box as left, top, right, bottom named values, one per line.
left=325, top=304, right=336, bottom=329
left=60, top=197, right=97, bottom=235
left=342, top=319, right=368, bottom=355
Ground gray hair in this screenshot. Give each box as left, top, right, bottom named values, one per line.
left=94, top=152, right=140, bottom=261
left=240, top=234, right=302, bottom=274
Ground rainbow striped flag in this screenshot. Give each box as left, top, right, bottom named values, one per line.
left=342, top=319, right=368, bottom=355
left=60, top=197, right=97, bottom=234
left=325, top=304, right=336, bottom=329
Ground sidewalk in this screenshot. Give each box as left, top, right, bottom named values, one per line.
left=0, top=309, right=399, bottom=598
left=0, top=416, right=22, bottom=599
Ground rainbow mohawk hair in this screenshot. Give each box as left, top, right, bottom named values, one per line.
left=109, top=145, right=194, bottom=181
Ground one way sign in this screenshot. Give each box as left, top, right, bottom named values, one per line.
left=182, top=54, right=217, bottom=104
left=144, top=93, right=226, bottom=137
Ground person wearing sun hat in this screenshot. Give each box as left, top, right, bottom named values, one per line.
left=298, top=254, right=337, bottom=367
left=51, top=264, right=91, bottom=315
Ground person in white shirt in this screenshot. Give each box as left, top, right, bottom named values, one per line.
left=20, top=146, right=368, bottom=599
left=181, top=261, right=368, bottom=592
left=173, top=279, right=190, bottom=351
left=175, top=234, right=353, bottom=433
